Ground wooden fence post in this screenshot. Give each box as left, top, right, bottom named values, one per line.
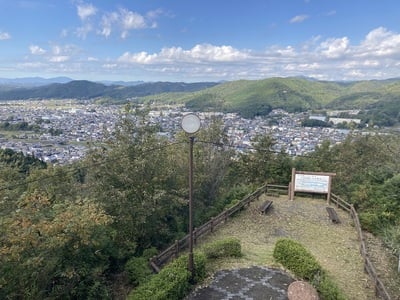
left=398, top=254, right=400, bottom=273
left=211, top=217, right=214, bottom=232
left=175, top=240, right=179, bottom=258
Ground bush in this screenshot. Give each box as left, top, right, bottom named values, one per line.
left=359, top=211, right=381, bottom=234
left=128, top=251, right=207, bottom=300
left=273, top=238, right=321, bottom=280
left=315, top=273, right=347, bottom=300
left=273, top=238, right=347, bottom=300
left=203, top=237, right=242, bottom=259
left=125, top=247, right=160, bottom=286
left=125, top=256, right=154, bottom=286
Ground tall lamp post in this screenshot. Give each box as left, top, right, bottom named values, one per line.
left=181, top=113, right=201, bottom=281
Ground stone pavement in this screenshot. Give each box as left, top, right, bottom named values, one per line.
left=186, top=266, right=295, bottom=300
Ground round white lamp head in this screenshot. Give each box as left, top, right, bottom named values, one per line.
left=181, top=113, right=201, bottom=134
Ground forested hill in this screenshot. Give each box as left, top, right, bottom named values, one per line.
left=0, top=80, right=220, bottom=100
left=2, top=77, right=400, bottom=123
left=144, top=77, right=400, bottom=120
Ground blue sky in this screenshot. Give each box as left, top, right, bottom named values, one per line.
left=1, top=0, right=400, bottom=82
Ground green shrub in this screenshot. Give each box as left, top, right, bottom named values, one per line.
left=315, top=272, right=347, bottom=300
left=143, top=247, right=158, bottom=260
left=273, top=238, right=321, bottom=280
left=203, top=237, right=242, bottom=259
left=128, top=251, right=207, bottom=300
left=125, top=256, right=154, bottom=286
left=359, top=211, right=381, bottom=234
left=273, top=238, right=347, bottom=300
left=224, top=198, right=240, bottom=209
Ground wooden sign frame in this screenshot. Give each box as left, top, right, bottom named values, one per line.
left=289, top=168, right=336, bottom=203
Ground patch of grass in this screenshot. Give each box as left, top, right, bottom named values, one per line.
left=195, top=195, right=377, bottom=300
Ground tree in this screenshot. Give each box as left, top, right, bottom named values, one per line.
left=235, top=134, right=284, bottom=185
left=180, top=117, right=236, bottom=224
left=0, top=192, right=114, bottom=299
left=85, top=105, right=187, bottom=257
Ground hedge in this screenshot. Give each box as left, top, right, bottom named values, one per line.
left=273, top=238, right=347, bottom=300
left=202, top=237, right=242, bottom=259
left=128, top=251, right=206, bottom=300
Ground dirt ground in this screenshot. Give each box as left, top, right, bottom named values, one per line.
left=190, top=194, right=398, bottom=299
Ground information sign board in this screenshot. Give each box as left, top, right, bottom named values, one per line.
left=294, top=173, right=330, bottom=193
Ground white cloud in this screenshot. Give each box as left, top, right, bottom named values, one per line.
left=100, top=12, right=119, bottom=38
left=49, top=56, right=70, bottom=63
left=29, top=45, right=46, bottom=55
left=319, top=37, right=350, bottom=58
left=76, top=23, right=93, bottom=39
left=77, top=2, right=97, bottom=21
left=99, top=8, right=159, bottom=39
left=120, top=8, right=147, bottom=30
left=358, top=27, right=400, bottom=57
left=11, top=25, right=400, bottom=82
left=118, top=44, right=248, bottom=64
left=0, top=31, right=11, bottom=40
left=290, top=15, right=309, bottom=23
left=103, top=63, right=118, bottom=69
left=113, top=27, right=400, bottom=81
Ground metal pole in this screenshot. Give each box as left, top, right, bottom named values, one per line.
left=188, top=136, right=195, bottom=280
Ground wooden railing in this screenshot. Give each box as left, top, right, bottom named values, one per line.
left=149, top=185, right=392, bottom=299
left=330, top=193, right=391, bottom=300
left=149, top=184, right=268, bottom=272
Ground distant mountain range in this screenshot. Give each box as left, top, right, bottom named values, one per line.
left=0, top=76, right=147, bottom=88
left=1, top=77, right=400, bottom=125
left=0, top=77, right=74, bottom=87
left=0, top=79, right=220, bottom=100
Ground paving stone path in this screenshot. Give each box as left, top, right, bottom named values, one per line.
left=187, top=266, right=294, bottom=300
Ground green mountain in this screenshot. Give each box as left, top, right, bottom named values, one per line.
left=143, top=77, right=400, bottom=119
left=2, top=77, right=400, bottom=123
left=0, top=80, right=220, bottom=100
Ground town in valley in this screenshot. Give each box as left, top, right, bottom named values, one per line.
left=0, top=99, right=368, bottom=165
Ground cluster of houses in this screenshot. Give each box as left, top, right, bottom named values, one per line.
left=0, top=100, right=358, bottom=164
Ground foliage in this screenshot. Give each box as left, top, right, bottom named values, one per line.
left=235, top=134, right=292, bottom=185
left=273, top=238, right=346, bottom=299
left=189, top=117, right=237, bottom=224
left=0, top=80, right=218, bottom=100
left=0, top=147, right=46, bottom=174
left=85, top=105, right=187, bottom=257
left=382, top=225, right=400, bottom=256
left=301, top=118, right=331, bottom=127
left=314, top=273, right=347, bottom=300
left=125, top=256, right=154, bottom=286
left=220, top=184, right=254, bottom=210
left=0, top=192, right=114, bottom=299
left=203, top=237, right=242, bottom=259
left=273, top=238, right=321, bottom=280
left=2, top=101, right=400, bottom=298
left=0, top=121, right=40, bottom=131
left=185, top=93, right=224, bottom=112
left=128, top=251, right=207, bottom=300
left=125, top=247, right=158, bottom=286
left=292, top=133, right=400, bottom=264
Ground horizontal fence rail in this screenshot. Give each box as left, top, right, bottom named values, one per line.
left=149, top=184, right=268, bottom=269
left=149, top=184, right=392, bottom=300
left=330, top=194, right=391, bottom=300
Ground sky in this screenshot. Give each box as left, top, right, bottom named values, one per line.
left=1, top=0, right=400, bottom=82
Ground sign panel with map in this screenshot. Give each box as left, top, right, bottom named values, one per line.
left=289, top=168, right=336, bottom=202
left=294, top=173, right=330, bottom=193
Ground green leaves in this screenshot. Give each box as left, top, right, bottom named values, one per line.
left=0, top=192, right=114, bottom=298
